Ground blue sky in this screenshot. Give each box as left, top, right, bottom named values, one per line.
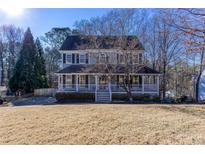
left=0, top=8, right=112, bottom=37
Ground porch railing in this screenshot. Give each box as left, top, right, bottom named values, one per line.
left=58, top=83, right=158, bottom=93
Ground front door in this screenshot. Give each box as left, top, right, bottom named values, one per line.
left=98, top=75, right=109, bottom=91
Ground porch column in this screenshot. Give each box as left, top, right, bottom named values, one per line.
left=95, top=75, right=98, bottom=102
left=142, top=75, right=145, bottom=93
left=157, top=75, right=160, bottom=95
left=76, top=75, right=79, bottom=92
left=95, top=75, right=98, bottom=91
left=58, top=75, right=61, bottom=90
left=108, top=76, right=112, bottom=101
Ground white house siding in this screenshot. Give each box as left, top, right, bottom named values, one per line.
left=60, top=49, right=144, bottom=67
left=198, top=70, right=205, bottom=101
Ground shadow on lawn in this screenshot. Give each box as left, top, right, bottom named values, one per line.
left=10, top=96, right=204, bottom=107
left=157, top=105, right=205, bottom=119
left=56, top=99, right=202, bottom=105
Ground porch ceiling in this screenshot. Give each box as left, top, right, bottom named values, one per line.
left=56, top=64, right=160, bottom=74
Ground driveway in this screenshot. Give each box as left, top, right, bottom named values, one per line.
left=12, top=96, right=57, bottom=106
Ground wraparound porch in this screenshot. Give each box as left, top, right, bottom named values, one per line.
left=57, top=74, right=160, bottom=94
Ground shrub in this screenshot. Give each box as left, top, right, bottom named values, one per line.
left=133, top=94, right=151, bottom=101
left=112, top=94, right=128, bottom=101
left=55, top=92, right=95, bottom=101
left=112, top=93, right=160, bottom=102
left=0, top=100, right=3, bottom=105
left=151, top=95, right=161, bottom=102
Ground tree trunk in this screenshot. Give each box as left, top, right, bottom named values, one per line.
left=0, top=61, right=4, bottom=86
left=195, top=74, right=201, bottom=102
left=162, top=60, right=166, bottom=99
left=127, top=91, right=133, bottom=102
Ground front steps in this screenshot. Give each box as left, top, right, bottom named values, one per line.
left=96, top=91, right=111, bottom=102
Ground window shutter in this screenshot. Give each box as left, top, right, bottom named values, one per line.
left=85, top=75, right=88, bottom=88
left=76, top=54, right=79, bottom=64
left=72, top=54, right=75, bottom=63
left=72, top=75, right=75, bottom=88
left=72, top=75, right=75, bottom=84
left=63, top=54, right=66, bottom=64
left=63, top=75, right=66, bottom=88
left=86, top=75, right=88, bottom=84
left=139, top=53, right=142, bottom=64
left=86, top=53, right=89, bottom=64
left=139, top=76, right=142, bottom=84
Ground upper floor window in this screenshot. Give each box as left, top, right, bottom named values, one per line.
left=99, top=53, right=108, bottom=63
left=67, top=54, right=72, bottom=63
left=63, top=53, right=89, bottom=64
left=133, top=54, right=139, bottom=64
left=117, top=53, right=124, bottom=64
left=133, top=53, right=143, bottom=64
left=79, top=54, right=86, bottom=64
left=139, top=53, right=142, bottom=64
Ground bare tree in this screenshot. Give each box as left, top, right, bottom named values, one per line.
left=0, top=25, right=23, bottom=86
left=171, top=9, right=205, bottom=101
left=0, top=32, right=5, bottom=86
left=145, top=10, right=184, bottom=99
left=41, top=27, right=73, bottom=87
left=75, top=9, right=148, bottom=101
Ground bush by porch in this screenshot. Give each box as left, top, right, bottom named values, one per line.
left=55, top=92, right=160, bottom=103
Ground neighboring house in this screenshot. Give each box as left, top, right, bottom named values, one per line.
left=0, top=67, right=1, bottom=86
left=194, top=70, right=205, bottom=102
left=56, top=35, right=160, bottom=102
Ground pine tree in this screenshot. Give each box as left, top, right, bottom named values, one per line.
left=34, top=38, right=48, bottom=88
left=9, top=28, right=38, bottom=93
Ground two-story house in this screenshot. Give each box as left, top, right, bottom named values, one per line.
left=56, top=35, right=160, bottom=102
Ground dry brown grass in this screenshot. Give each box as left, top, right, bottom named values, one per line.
left=1, top=104, right=205, bottom=144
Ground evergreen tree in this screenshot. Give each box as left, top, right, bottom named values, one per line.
left=34, top=38, right=48, bottom=88
left=9, top=28, right=38, bottom=93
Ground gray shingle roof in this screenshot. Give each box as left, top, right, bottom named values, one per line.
left=60, top=35, right=144, bottom=50
left=57, top=64, right=160, bottom=74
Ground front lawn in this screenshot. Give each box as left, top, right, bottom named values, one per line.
left=1, top=104, right=205, bottom=144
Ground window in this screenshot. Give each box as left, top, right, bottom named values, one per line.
left=66, top=54, right=72, bottom=63
left=79, top=75, right=88, bottom=88
left=117, top=53, right=124, bottom=64
left=66, top=75, right=72, bottom=85
left=119, top=75, right=124, bottom=83
left=79, top=54, right=86, bottom=64
left=132, top=76, right=141, bottom=84
left=62, top=75, right=72, bottom=88
left=100, top=53, right=107, bottom=63
left=128, top=54, right=133, bottom=64
left=133, top=54, right=139, bottom=64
